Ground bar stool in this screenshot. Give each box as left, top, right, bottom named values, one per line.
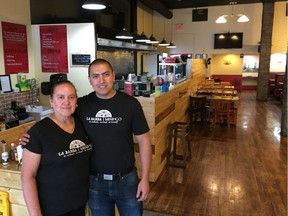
left=167, top=122, right=191, bottom=168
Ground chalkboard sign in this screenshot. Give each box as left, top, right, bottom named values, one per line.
left=71, top=54, right=91, bottom=66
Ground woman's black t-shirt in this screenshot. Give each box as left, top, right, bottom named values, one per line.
left=25, top=117, right=92, bottom=216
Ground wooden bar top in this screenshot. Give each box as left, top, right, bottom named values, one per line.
left=0, top=161, right=22, bottom=173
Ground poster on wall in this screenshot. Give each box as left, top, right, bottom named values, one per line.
left=1, top=21, right=29, bottom=74
left=40, top=25, right=68, bottom=73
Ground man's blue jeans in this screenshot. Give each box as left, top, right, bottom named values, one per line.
left=88, top=170, right=143, bottom=216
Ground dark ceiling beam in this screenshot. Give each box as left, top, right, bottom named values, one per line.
left=138, top=0, right=173, bottom=19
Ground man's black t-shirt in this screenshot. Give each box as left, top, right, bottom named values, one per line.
left=76, top=91, right=149, bottom=174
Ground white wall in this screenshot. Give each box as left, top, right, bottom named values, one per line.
left=31, top=23, right=96, bottom=105
left=152, top=2, right=287, bottom=56
left=153, top=4, right=263, bottom=55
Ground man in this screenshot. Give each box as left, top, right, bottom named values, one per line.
left=75, top=59, right=152, bottom=216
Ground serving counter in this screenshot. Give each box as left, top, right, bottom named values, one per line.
left=0, top=121, right=35, bottom=216
left=135, top=80, right=191, bottom=182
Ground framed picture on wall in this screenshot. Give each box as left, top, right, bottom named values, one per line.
left=0, top=75, right=12, bottom=93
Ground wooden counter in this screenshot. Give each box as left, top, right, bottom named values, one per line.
left=135, top=80, right=191, bottom=182
left=0, top=122, right=34, bottom=215
left=0, top=162, right=28, bottom=216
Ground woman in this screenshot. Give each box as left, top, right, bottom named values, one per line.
left=21, top=80, right=93, bottom=216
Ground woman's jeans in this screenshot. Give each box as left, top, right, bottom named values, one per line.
left=88, top=170, right=143, bottom=216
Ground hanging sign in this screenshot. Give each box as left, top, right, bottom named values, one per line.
left=1, top=21, right=29, bottom=74
left=40, top=25, right=68, bottom=73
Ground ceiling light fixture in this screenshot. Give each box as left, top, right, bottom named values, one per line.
left=215, top=1, right=249, bottom=24
left=167, top=16, right=176, bottom=49
left=146, top=34, right=159, bottom=44
left=167, top=41, right=176, bottom=48
left=237, top=14, right=249, bottom=22
left=159, top=38, right=169, bottom=46
left=159, top=17, right=169, bottom=46
left=216, top=15, right=228, bottom=24
left=136, top=32, right=150, bottom=42
left=82, top=0, right=106, bottom=10
left=116, top=27, right=133, bottom=40
left=136, top=4, right=150, bottom=43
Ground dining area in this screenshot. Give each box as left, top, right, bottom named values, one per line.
left=188, top=79, right=240, bottom=128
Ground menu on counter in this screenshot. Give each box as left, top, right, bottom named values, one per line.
left=1, top=21, right=29, bottom=74
left=0, top=75, right=12, bottom=93
left=40, top=25, right=68, bottom=73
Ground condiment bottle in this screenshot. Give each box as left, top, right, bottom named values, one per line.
left=10, top=143, right=15, bottom=161
left=1, top=140, right=9, bottom=166
left=14, top=143, right=19, bottom=162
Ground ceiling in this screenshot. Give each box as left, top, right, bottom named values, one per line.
left=139, top=0, right=286, bottom=19
left=156, top=0, right=285, bottom=9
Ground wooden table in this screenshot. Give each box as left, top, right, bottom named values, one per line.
left=196, top=83, right=239, bottom=101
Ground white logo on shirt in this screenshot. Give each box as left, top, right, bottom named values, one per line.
left=86, top=109, right=122, bottom=124
left=58, top=140, right=92, bottom=157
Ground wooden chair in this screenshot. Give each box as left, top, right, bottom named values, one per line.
left=230, top=105, right=238, bottom=126
left=211, top=100, right=233, bottom=128
left=187, top=96, right=208, bottom=125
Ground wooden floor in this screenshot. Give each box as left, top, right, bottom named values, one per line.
left=144, top=91, right=287, bottom=216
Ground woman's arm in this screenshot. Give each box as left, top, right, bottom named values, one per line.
left=21, top=149, right=42, bottom=216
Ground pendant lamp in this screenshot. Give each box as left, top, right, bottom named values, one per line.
left=136, top=32, right=150, bottom=42
left=146, top=34, right=159, bottom=44
left=136, top=3, right=150, bottom=43
left=237, top=14, right=249, bottom=22
left=82, top=0, right=106, bottom=10
left=215, top=2, right=249, bottom=24
left=167, top=17, right=176, bottom=49
left=167, top=41, right=176, bottom=48
left=159, top=18, right=169, bottom=46
left=159, top=38, right=169, bottom=46
left=116, top=28, right=133, bottom=40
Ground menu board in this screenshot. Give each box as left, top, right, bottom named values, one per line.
left=71, top=54, right=91, bottom=66
left=1, top=21, right=29, bottom=74
left=40, top=25, right=68, bottom=73
left=0, top=75, right=12, bottom=93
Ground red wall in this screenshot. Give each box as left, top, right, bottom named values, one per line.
left=211, top=75, right=243, bottom=91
